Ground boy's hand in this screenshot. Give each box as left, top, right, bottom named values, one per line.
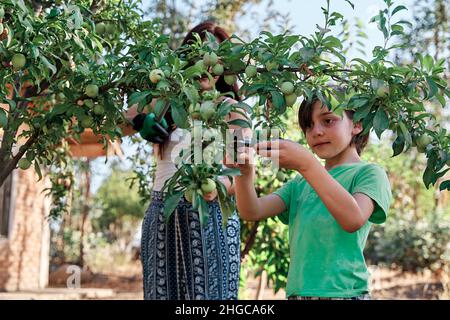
left=255, top=139, right=314, bottom=172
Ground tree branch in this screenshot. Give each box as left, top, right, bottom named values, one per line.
left=241, top=221, right=259, bottom=262
left=0, top=132, right=38, bottom=188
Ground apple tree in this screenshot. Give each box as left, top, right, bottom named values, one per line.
left=0, top=0, right=449, bottom=223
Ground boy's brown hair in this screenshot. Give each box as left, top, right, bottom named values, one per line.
left=298, top=96, right=369, bottom=155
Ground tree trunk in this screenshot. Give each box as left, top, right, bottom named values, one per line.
left=255, top=270, right=267, bottom=300
left=241, top=221, right=259, bottom=262
left=78, top=160, right=91, bottom=267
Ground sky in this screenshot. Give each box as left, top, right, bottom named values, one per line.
left=89, top=0, right=413, bottom=193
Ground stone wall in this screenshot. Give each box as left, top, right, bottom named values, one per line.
left=0, top=169, right=50, bottom=291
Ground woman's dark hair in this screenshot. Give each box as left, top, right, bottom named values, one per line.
left=157, top=21, right=240, bottom=158
left=298, top=96, right=369, bottom=155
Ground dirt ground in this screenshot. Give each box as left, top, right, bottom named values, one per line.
left=76, top=262, right=449, bottom=300
left=1, top=262, right=446, bottom=300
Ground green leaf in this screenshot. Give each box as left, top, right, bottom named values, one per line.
left=228, top=119, right=251, bottom=128
left=351, top=58, right=371, bottom=70
left=235, top=102, right=252, bottom=114
left=154, top=99, right=166, bottom=118
left=218, top=167, right=242, bottom=177
left=34, top=161, right=42, bottom=181
left=198, top=197, right=210, bottom=226
left=217, top=102, right=233, bottom=118
left=440, top=180, right=450, bottom=191
left=323, top=36, right=343, bottom=49
left=379, top=11, right=389, bottom=39
left=0, top=108, right=7, bottom=128
left=398, top=121, right=412, bottom=146
left=183, top=64, right=203, bottom=79
left=423, top=165, right=435, bottom=189
left=163, top=192, right=183, bottom=222
left=405, top=103, right=425, bottom=112
left=392, top=133, right=405, bottom=157
left=373, top=108, right=389, bottom=139
left=128, top=91, right=151, bottom=107
left=183, top=85, right=200, bottom=104
left=170, top=101, right=189, bottom=129
left=344, top=0, right=355, bottom=9
left=423, top=54, right=433, bottom=72
left=271, top=91, right=286, bottom=114
left=390, top=24, right=404, bottom=36
left=50, top=104, right=70, bottom=117
left=353, top=102, right=372, bottom=122
left=392, top=5, right=407, bottom=16
left=40, top=56, right=57, bottom=76
left=426, top=77, right=438, bottom=98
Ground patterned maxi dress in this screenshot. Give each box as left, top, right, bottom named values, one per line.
left=140, top=128, right=241, bottom=300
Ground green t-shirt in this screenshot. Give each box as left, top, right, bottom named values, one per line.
left=273, top=161, right=392, bottom=298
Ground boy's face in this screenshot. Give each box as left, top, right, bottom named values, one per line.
left=304, top=101, right=362, bottom=159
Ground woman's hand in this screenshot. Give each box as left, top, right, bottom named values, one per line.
left=255, top=139, right=315, bottom=172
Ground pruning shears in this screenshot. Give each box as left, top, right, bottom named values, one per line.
left=132, top=103, right=170, bottom=144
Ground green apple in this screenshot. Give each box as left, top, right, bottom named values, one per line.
left=376, top=85, right=389, bottom=98
left=95, top=22, right=106, bottom=35
left=212, top=64, right=224, bottom=76
left=265, top=61, right=278, bottom=72
left=201, top=178, right=216, bottom=194
left=280, top=81, right=294, bottom=95
left=371, top=78, right=389, bottom=98
left=276, top=171, right=286, bottom=181
left=189, top=103, right=201, bottom=120
left=284, top=93, right=297, bottom=106
left=81, top=117, right=94, bottom=128
left=18, top=158, right=31, bottom=170
left=203, top=52, right=218, bottom=67
left=85, top=84, right=99, bottom=98
left=416, top=134, right=432, bottom=149
left=245, top=65, right=257, bottom=78
left=93, top=104, right=105, bottom=116
left=200, top=100, right=216, bottom=121
left=105, top=23, right=115, bottom=35
left=149, top=69, right=164, bottom=84
left=83, top=99, right=94, bottom=108
left=12, top=53, right=26, bottom=69
left=224, top=74, right=237, bottom=86
left=417, top=144, right=426, bottom=153
left=0, top=23, right=4, bottom=35
left=184, top=188, right=195, bottom=203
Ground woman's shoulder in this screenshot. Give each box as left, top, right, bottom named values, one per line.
left=220, top=96, right=238, bottom=104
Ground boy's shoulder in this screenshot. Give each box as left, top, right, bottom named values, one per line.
left=356, top=161, right=388, bottom=175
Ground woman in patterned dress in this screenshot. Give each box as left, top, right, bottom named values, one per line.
left=125, top=22, right=247, bottom=300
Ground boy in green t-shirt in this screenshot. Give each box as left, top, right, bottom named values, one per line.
left=225, top=97, right=392, bottom=299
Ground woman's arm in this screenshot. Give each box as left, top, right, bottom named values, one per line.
left=119, top=104, right=139, bottom=136
left=120, top=99, right=158, bottom=137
